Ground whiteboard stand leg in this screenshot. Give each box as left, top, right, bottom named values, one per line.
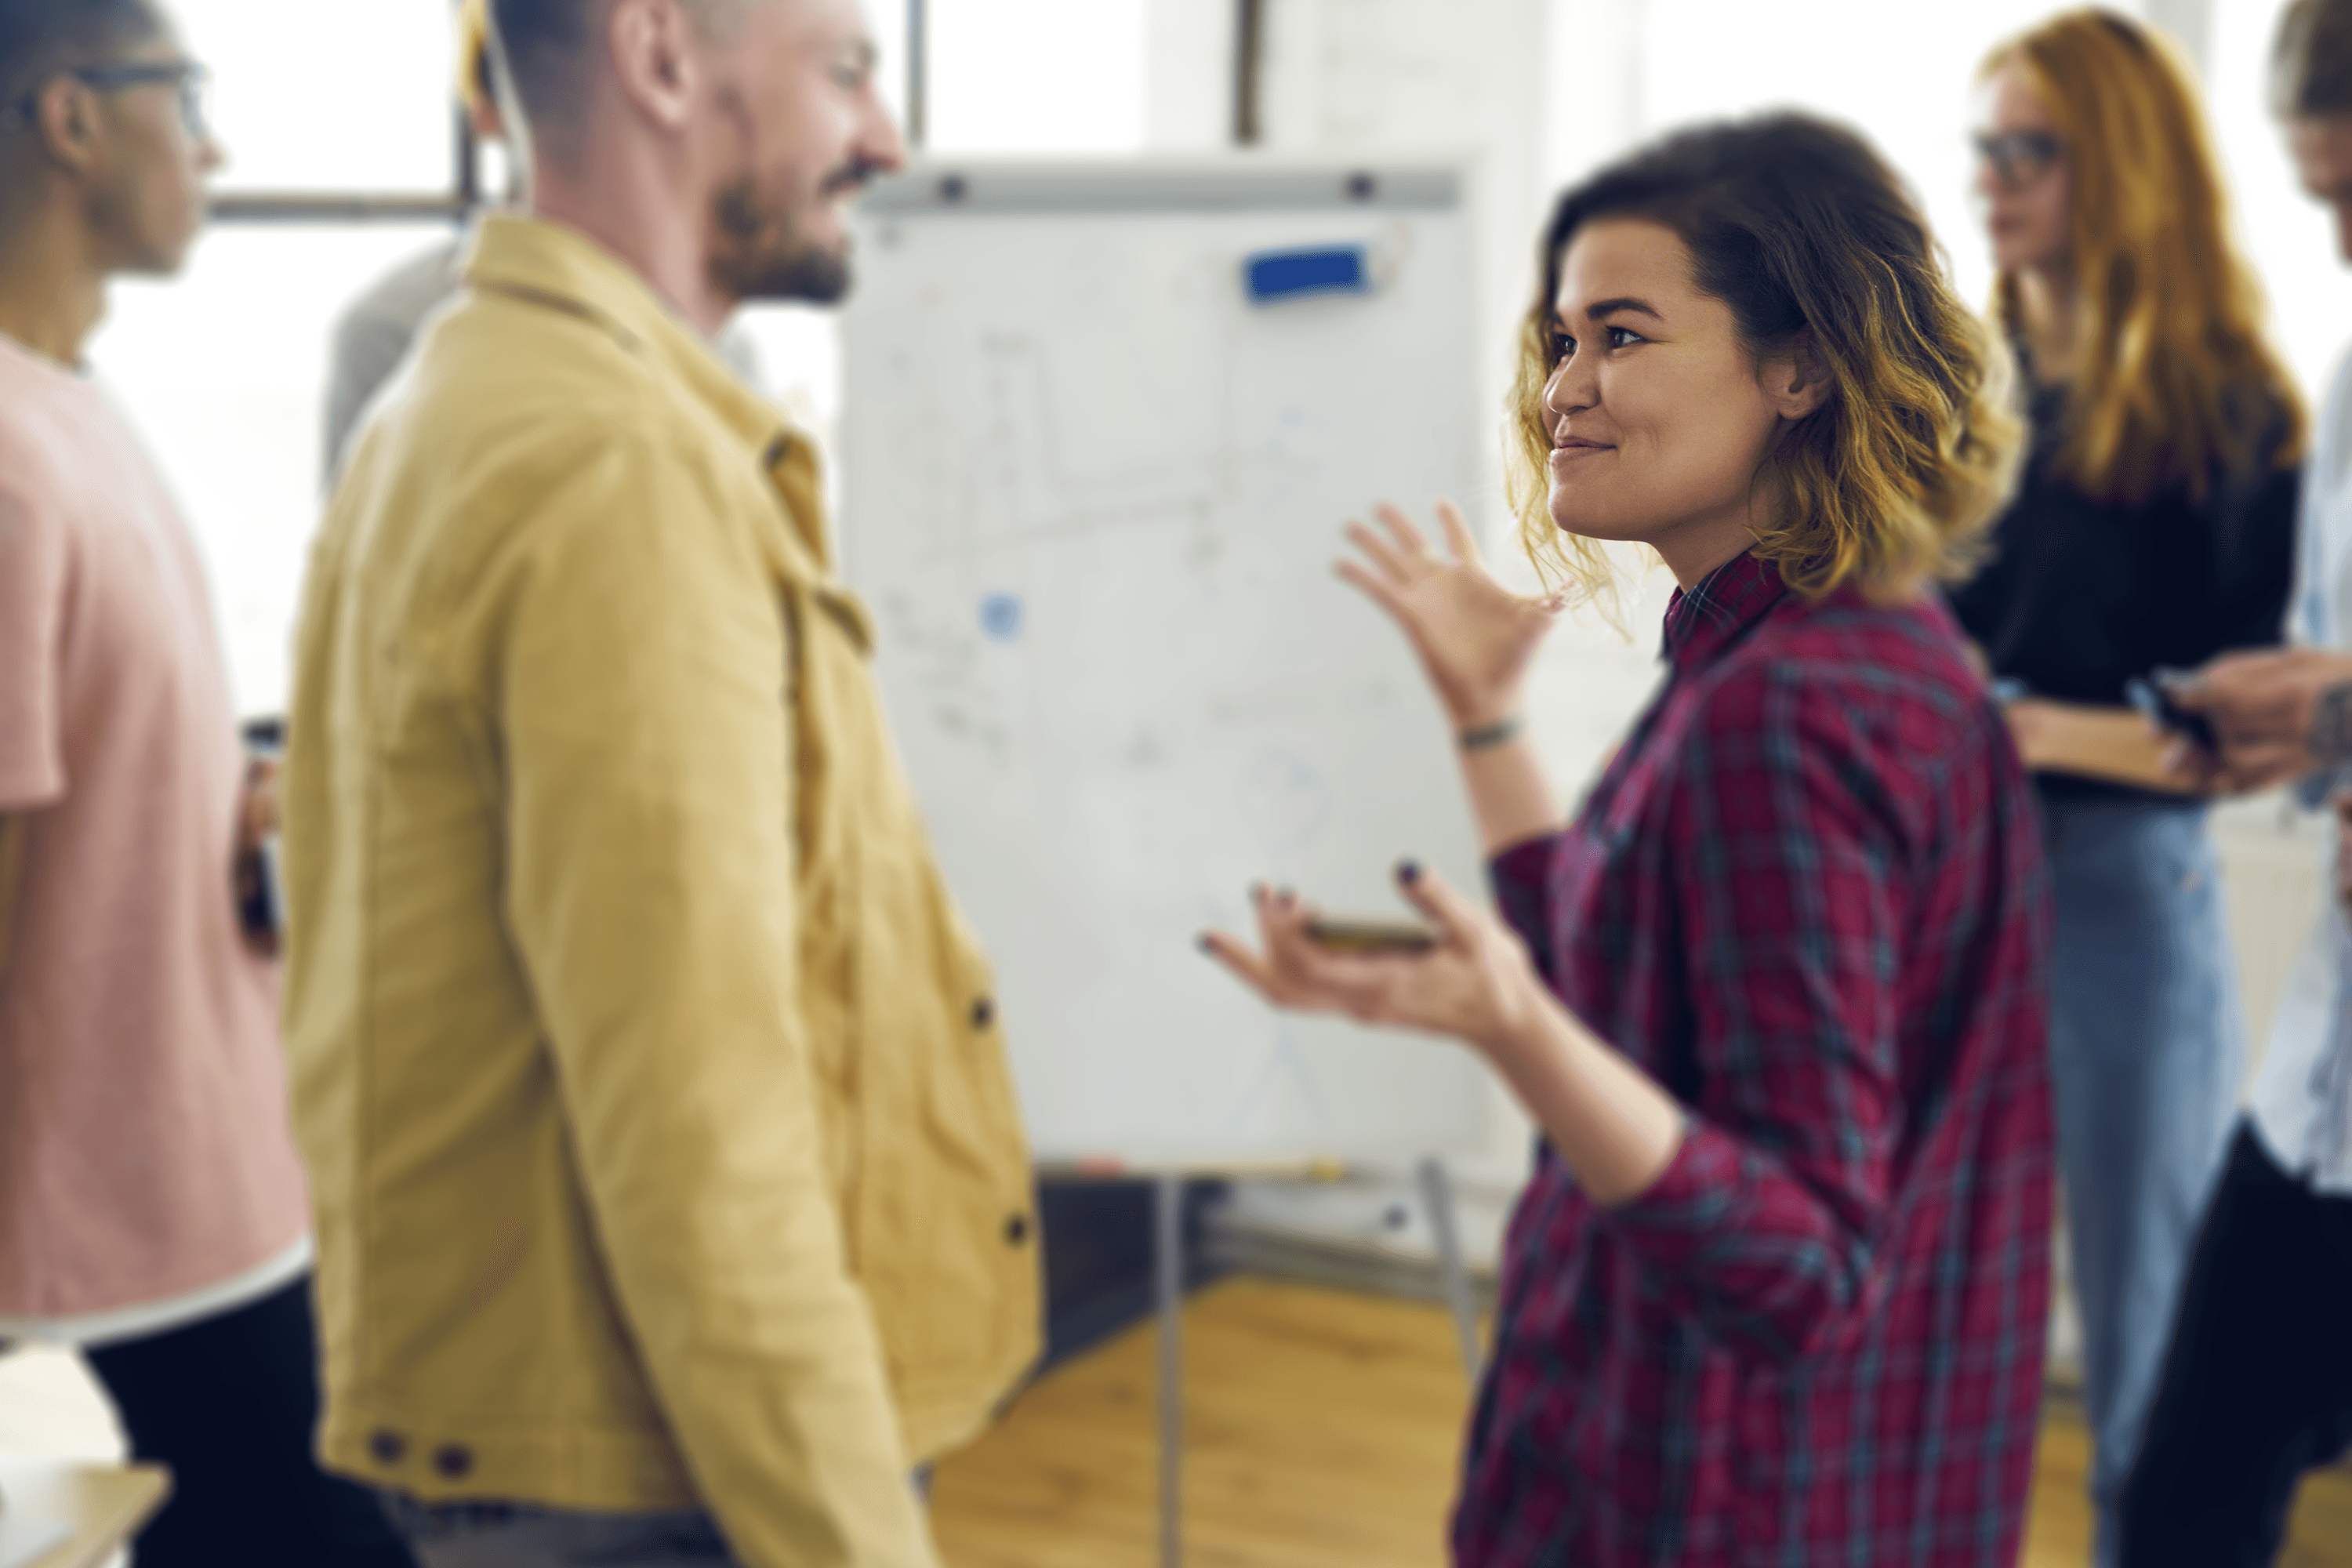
left=1417, top=1157, right=1482, bottom=1382
left=1154, top=1172, right=1184, bottom=1568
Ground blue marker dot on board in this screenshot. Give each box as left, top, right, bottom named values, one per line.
left=979, top=593, right=1025, bottom=643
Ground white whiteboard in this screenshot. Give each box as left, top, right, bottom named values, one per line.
left=840, top=160, right=1492, bottom=1163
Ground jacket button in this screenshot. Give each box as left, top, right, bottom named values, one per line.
left=1004, top=1213, right=1030, bottom=1246
left=368, top=1430, right=406, bottom=1466
left=971, top=996, right=996, bottom=1031
left=434, top=1445, right=474, bottom=1479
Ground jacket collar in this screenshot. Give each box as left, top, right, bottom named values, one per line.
left=460, top=214, right=840, bottom=585
left=1660, top=549, right=1788, bottom=672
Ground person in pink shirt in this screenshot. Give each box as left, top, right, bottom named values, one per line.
left=0, top=2, right=409, bottom=1563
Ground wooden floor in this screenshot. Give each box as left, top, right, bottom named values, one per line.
left=931, top=1276, right=2352, bottom=1568
left=5, top=1275, right=2348, bottom=1564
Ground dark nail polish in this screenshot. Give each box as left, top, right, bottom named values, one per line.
left=1397, top=860, right=1423, bottom=884
left=1196, top=934, right=1215, bottom=954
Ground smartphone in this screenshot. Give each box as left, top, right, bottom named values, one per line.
left=236, top=717, right=285, bottom=944
left=1303, top=916, right=1440, bottom=956
left=2125, top=674, right=2219, bottom=754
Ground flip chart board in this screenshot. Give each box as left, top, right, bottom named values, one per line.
left=839, top=160, right=1493, bottom=1163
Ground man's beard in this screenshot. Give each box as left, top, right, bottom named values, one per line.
left=708, top=170, right=862, bottom=305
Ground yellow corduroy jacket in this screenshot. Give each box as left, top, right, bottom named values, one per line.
left=281, top=216, right=1040, bottom=1568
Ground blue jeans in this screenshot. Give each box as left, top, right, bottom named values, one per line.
left=2039, top=793, right=2244, bottom=1568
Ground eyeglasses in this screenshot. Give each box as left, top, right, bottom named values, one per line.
left=1973, top=129, right=2063, bottom=191
left=9, top=60, right=210, bottom=143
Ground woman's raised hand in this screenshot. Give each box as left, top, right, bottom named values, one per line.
left=1338, top=501, right=1564, bottom=729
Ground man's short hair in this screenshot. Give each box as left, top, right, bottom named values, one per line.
left=489, top=0, right=743, bottom=131
left=488, top=0, right=600, bottom=129
left=0, top=0, right=162, bottom=111
left=2276, top=0, right=2352, bottom=118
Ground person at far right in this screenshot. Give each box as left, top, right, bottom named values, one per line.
left=1943, top=13, right=2303, bottom=1564
left=2111, top=1, right=2352, bottom=1560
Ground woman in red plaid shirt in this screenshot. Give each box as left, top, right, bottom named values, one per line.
left=1206, top=115, right=2053, bottom=1566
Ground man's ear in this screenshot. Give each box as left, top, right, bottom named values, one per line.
left=27, top=76, right=103, bottom=178
left=606, top=0, right=701, bottom=132
left=1763, top=329, right=1832, bottom=422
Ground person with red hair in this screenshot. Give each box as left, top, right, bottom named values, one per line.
left=1947, top=13, right=2303, bottom=1561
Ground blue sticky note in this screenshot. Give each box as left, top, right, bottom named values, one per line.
left=1243, top=245, right=1370, bottom=303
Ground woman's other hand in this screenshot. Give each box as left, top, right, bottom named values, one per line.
left=1199, top=862, right=1549, bottom=1058
left=1338, top=502, right=1564, bottom=729
left=238, top=756, right=281, bottom=856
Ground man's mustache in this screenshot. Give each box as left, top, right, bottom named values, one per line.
left=822, top=155, right=890, bottom=198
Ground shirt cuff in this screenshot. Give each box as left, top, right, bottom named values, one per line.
left=1595, top=1117, right=1742, bottom=1263
left=1486, top=831, right=1562, bottom=949
left=0, top=755, right=65, bottom=813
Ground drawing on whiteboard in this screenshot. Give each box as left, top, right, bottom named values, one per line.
left=1225, top=1016, right=1332, bottom=1139
left=1235, top=749, right=1334, bottom=861
left=930, top=333, right=1318, bottom=561
left=840, top=165, right=1491, bottom=1162
left=876, top=590, right=1012, bottom=762
left=964, top=334, right=1216, bottom=549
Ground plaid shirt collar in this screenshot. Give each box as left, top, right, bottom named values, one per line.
left=1661, top=549, right=1788, bottom=672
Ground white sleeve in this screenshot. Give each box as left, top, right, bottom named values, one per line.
left=2290, top=351, right=2352, bottom=648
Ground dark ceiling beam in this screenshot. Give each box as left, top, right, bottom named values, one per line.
left=1235, top=0, right=1267, bottom=146
left=907, top=0, right=929, bottom=150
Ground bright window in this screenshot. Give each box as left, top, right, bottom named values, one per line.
left=90, top=227, right=437, bottom=719
left=175, top=0, right=456, bottom=194
left=924, top=0, right=1149, bottom=154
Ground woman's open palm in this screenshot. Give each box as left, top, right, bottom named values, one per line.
left=1338, top=502, right=1563, bottom=728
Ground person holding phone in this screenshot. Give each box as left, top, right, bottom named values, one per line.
left=1204, top=115, right=2050, bottom=1566
left=1941, top=16, right=2304, bottom=1557
left=2110, top=2, right=2352, bottom=1557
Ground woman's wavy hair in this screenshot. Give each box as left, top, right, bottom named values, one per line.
left=1508, top=114, right=2022, bottom=609
left=1987, top=9, right=2304, bottom=505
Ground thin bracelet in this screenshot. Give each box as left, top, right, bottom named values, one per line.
left=1458, top=717, right=1523, bottom=751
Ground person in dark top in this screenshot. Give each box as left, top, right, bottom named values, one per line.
left=1946, top=13, right=2305, bottom=1563
left=1204, top=115, right=2049, bottom=1566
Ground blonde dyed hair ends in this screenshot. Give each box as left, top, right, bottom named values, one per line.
left=1988, top=9, right=2304, bottom=506
left=1507, top=115, right=2023, bottom=612
left=458, top=0, right=495, bottom=118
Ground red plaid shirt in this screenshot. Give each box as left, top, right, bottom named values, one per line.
left=1458, top=551, right=2053, bottom=1566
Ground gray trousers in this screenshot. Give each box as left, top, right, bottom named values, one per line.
left=379, top=1472, right=932, bottom=1566
left=379, top=1498, right=742, bottom=1567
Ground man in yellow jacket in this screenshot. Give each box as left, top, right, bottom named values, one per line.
left=281, top=2, right=1041, bottom=1564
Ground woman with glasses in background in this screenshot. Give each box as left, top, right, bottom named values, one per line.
left=1947, top=11, right=2306, bottom=1563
